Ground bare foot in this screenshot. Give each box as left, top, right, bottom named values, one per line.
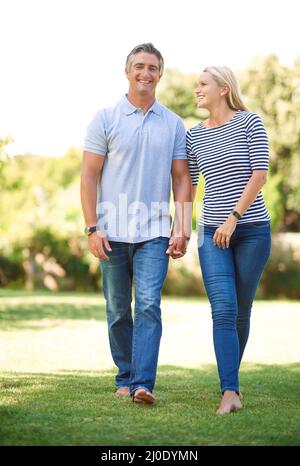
left=115, top=387, right=130, bottom=397
left=133, top=388, right=155, bottom=405
left=216, top=390, right=243, bottom=414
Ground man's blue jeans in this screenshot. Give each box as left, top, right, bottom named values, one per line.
left=198, top=222, right=271, bottom=394
left=100, top=236, right=169, bottom=394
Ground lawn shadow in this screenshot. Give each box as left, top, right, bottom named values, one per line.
left=1, top=364, right=300, bottom=446
left=0, top=302, right=107, bottom=331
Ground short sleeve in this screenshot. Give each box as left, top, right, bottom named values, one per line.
left=83, top=110, right=107, bottom=156
left=245, top=113, right=269, bottom=170
left=186, top=130, right=200, bottom=185
left=172, top=119, right=187, bottom=160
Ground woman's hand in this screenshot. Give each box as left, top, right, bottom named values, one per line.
left=166, top=235, right=190, bottom=259
left=213, top=215, right=238, bottom=249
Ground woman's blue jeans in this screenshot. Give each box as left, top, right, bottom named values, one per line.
left=198, top=222, right=271, bottom=394
left=100, top=236, right=169, bottom=394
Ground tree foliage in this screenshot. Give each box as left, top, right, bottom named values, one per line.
left=239, top=55, right=300, bottom=230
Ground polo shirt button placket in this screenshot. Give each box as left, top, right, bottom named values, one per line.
left=141, top=112, right=148, bottom=136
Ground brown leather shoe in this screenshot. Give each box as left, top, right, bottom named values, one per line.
left=115, top=387, right=130, bottom=397
left=133, top=388, right=155, bottom=404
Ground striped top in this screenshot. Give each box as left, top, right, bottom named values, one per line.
left=186, top=110, right=270, bottom=226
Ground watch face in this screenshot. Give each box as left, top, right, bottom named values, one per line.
left=84, top=226, right=96, bottom=235
left=232, top=210, right=241, bottom=220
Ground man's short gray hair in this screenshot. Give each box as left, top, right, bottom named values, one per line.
left=126, top=43, right=164, bottom=77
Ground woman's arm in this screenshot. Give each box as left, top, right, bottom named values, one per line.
left=213, top=169, right=268, bottom=249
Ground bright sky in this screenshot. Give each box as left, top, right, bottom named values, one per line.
left=1, top=0, right=300, bottom=157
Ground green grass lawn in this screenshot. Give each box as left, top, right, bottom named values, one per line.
left=1, top=290, right=300, bottom=446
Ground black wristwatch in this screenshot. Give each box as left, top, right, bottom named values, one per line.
left=231, top=209, right=242, bottom=220
left=84, top=225, right=97, bottom=236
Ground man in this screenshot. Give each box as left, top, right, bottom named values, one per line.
left=81, top=43, right=191, bottom=404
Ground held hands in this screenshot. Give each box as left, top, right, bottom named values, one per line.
left=88, top=231, right=111, bottom=260
left=166, top=235, right=190, bottom=259
left=88, top=231, right=190, bottom=260
left=213, top=215, right=237, bottom=249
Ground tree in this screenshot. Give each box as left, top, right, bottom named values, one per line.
left=0, top=136, right=14, bottom=186
left=239, top=55, right=300, bottom=230
left=158, top=68, right=205, bottom=125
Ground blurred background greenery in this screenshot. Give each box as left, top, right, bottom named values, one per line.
left=1, top=55, right=300, bottom=298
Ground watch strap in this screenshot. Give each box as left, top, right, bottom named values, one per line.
left=84, top=225, right=97, bottom=236
left=231, top=209, right=242, bottom=220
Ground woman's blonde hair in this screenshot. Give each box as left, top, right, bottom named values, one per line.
left=203, top=66, right=247, bottom=111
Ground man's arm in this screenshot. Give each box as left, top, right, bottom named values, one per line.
left=166, top=159, right=193, bottom=258
left=80, top=151, right=111, bottom=260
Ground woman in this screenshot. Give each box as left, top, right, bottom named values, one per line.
left=186, top=67, right=271, bottom=414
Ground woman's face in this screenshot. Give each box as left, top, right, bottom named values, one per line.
left=195, top=71, right=224, bottom=110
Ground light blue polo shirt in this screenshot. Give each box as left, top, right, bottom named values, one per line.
left=83, top=95, right=187, bottom=243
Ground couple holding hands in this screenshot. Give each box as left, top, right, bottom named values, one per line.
left=80, top=43, right=270, bottom=414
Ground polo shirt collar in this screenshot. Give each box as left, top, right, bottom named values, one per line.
left=150, top=100, right=162, bottom=116
left=120, top=95, right=162, bottom=116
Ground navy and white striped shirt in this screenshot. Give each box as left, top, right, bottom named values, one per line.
left=186, top=111, right=270, bottom=226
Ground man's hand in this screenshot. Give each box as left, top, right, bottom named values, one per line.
left=213, top=215, right=237, bottom=249
left=166, top=236, right=189, bottom=259
left=88, top=231, right=112, bottom=260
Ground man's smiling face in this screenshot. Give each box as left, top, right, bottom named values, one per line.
left=126, top=52, right=161, bottom=97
